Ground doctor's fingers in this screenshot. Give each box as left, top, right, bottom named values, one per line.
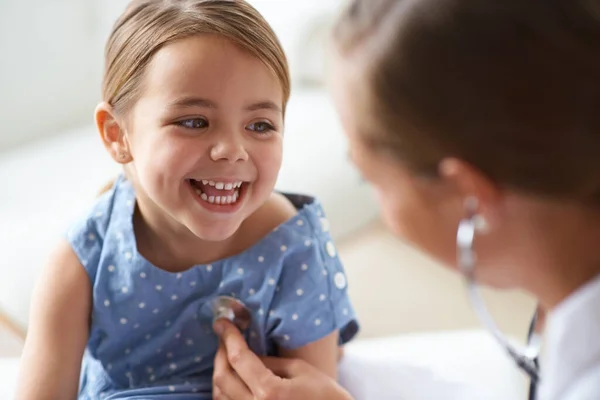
left=261, top=356, right=315, bottom=379
left=213, top=345, right=254, bottom=400
left=212, top=387, right=232, bottom=400
left=215, top=319, right=283, bottom=392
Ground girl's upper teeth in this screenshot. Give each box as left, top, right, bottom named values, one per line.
left=202, top=180, right=243, bottom=190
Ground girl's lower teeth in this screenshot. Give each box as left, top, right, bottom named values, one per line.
left=194, top=189, right=239, bottom=205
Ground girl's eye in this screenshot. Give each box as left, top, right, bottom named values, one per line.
left=247, top=121, right=275, bottom=134
left=176, top=118, right=208, bottom=129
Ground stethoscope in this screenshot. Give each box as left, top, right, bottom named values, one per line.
left=212, top=197, right=545, bottom=400
left=212, top=288, right=543, bottom=399
left=210, top=295, right=252, bottom=331
left=457, top=197, right=544, bottom=400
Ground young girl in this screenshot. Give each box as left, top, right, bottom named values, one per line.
left=15, top=1, right=358, bottom=398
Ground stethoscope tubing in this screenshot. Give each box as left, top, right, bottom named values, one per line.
left=457, top=203, right=541, bottom=398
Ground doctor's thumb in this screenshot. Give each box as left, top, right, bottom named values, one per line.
left=213, top=319, right=229, bottom=337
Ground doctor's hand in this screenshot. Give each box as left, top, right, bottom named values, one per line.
left=212, top=319, right=353, bottom=400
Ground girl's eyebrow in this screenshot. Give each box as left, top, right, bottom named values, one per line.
left=166, top=96, right=281, bottom=114
left=245, top=101, right=281, bottom=113
left=167, top=96, right=216, bottom=109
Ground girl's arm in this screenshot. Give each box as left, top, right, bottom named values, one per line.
left=15, top=239, right=91, bottom=400
left=279, top=331, right=340, bottom=379
left=253, top=194, right=353, bottom=380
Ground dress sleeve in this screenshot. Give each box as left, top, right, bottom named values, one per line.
left=266, top=215, right=360, bottom=351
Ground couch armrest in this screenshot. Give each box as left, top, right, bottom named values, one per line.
left=0, top=358, right=19, bottom=398
left=339, top=330, right=528, bottom=400
left=0, top=309, right=26, bottom=343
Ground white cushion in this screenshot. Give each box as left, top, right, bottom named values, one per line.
left=0, top=358, right=19, bottom=399
left=339, top=330, right=528, bottom=400
left=0, top=129, right=119, bottom=328
left=278, top=90, right=380, bottom=240
left=0, top=89, right=378, bottom=329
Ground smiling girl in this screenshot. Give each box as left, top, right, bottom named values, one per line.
left=15, top=1, right=358, bottom=399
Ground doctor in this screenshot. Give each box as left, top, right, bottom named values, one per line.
left=211, top=0, right=600, bottom=399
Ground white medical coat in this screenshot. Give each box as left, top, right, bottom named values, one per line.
left=539, top=274, right=600, bottom=400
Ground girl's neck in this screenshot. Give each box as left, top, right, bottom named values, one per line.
left=132, top=203, right=239, bottom=273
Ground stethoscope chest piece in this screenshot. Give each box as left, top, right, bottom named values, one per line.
left=209, top=295, right=251, bottom=331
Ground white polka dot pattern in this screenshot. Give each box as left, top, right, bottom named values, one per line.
left=68, top=175, right=358, bottom=396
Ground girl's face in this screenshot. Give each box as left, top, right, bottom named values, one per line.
left=112, top=35, right=284, bottom=241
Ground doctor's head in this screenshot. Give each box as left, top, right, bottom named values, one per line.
left=330, top=0, right=600, bottom=306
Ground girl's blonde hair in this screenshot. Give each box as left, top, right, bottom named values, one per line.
left=98, top=0, right=290, bottom=195
left=105, top=0, right=290, bottom=116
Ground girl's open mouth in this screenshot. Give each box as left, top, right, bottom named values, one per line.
left=188, top=179, right=248, bottom=211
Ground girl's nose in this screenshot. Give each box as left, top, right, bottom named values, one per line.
left=210, top=134, right=249, bottom=163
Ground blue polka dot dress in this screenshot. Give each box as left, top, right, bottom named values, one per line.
left=67, top=175, right=359, bottom=399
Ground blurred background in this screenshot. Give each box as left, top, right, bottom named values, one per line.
left=0, top=0, right=535, bottom=358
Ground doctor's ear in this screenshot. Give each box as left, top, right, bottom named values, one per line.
left=95, top=102, right=133, bottom=164
left=439, top=158, right=502, bottom=230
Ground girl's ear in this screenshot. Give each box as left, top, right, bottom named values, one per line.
left=95, top=102, right=132, bottom=164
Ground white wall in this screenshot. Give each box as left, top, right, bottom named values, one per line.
left=0, top=0, right=342, bottom=153
left=0, top=1, right=104, bottom=151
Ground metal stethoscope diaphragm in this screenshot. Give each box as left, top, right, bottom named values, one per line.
left=209, top=295, right=252, bottom=331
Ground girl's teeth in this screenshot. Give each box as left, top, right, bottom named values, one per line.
left=194, top=181, right=241, bottom=205
left=198, top=180, right=243, bottom=190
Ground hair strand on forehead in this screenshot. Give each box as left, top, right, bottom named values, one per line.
left=102, top=0, right=290, bottom=118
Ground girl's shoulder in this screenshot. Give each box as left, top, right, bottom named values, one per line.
left=235, top=191, right=329, bottom=251
left=237, top=192, right=298, bottom=242
left=225, top=191, right=338, bottom=273
left=64, top=175, right=133, bottom=279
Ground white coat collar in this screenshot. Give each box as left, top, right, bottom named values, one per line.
left=539, top=274, right=600, bottom=399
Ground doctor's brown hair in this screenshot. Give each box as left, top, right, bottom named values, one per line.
left=333, top=0, right=600, bottom=203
